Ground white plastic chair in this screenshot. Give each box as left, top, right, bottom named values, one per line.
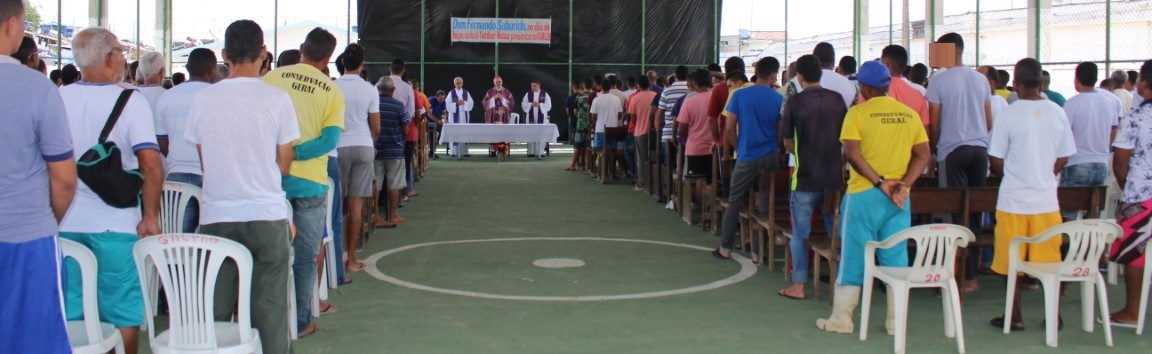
left=161, top=181, right=203, bottom=234
left=860, top=224, right=973, bottom=354
left=134, top=233, right=263, bottom=354
left=150, top=181, right=204, bottom=328
left=285, top=200, right=298, bottom=340
left=60, top=239, right=126, bottom=354
left=510, top=112, right=521, bottom=124
left=312, top=178, right=338, bottom=318
left=1002, top=219, right=1120, bottom=347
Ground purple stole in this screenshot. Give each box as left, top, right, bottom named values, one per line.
left=528, top=90, right=548, bottom=123
left=450, top=88, right=470, bottom=123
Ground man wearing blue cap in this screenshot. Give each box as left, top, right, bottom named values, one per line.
left=817, top=60, right=932, bottom=335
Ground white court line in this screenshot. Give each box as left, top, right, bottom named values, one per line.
left=363, top=237, right=758, bottom=301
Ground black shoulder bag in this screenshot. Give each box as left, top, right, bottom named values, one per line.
left=77, top=89, right=144, bottom=208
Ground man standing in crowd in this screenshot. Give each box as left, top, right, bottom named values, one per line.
left=655, top=66, right=689, bottom=203
left=446, top=77, right=474, bottom=157
left=1112, top=70, right=1134, bottom=113
left=522, top=80, right=552, bottom=158
left=156, top=48, right=216, bottom=232
left=708, top=56, right=746, bottom=197
left=263, top=27, right=345, bottom=338
left=880, top=45, right=930, bottom=131
left=484, top=76, right=514, bottom=124
left=777, top=54, right=847, bottom=300
left=1108, top=60, right=1152, bottom=327
left=816, top=60, right=931, bottom=335
left=0, top=0, right=76, bottom=351
left=628, top=78, right=657, bottom=192
left=405, top=79, right=427, bottom=198
left=60, top=26, right=165, bottom=354
left=334, top=43, right=378, bottom=273
left=978, top=66, right=1010, bottom=126
left=590, top=77, right=623, bottom=182
left=676, top=69, right=715, bottom=218
left=187, top=20, right=299, bottom=353
left=1042, top=71, right=1067, bottom=107
left=134, top=51, right=167, bottom=112
left=812, top=42, right=858, bottom=107
left=927, top=33, right=993, bottom=234
left=1060, top=62, right=1122, bottom=220
left=375, top=76, right=411, bottom=227
left=987, top=58, right=1077, bottom=332
left=715, top=57, right=784, bottom=260
left=428, top=89, right=446, bottom=160
left=1127, top=70, right=1143, bottom=107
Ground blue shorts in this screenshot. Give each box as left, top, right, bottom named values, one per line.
left=61, top=231, right=143, bottom=327
left=0, top=236, right=71, bottom=353
left=593, top=132, right=620, bottom=150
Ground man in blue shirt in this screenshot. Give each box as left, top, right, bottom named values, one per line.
left=0, top=2, right=77, bottom=351
left=375, top=76, right=412, bottom=227
left=428, top=90, right=446, bottom=159
left=714, top=57, right=784, bottom=260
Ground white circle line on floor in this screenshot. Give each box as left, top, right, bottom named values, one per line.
left=533, top=258, right=586, bottom=268
left=363, top=237, right=757, bottom=302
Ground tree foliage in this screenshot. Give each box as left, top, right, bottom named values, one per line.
left=25, top=1, right=41, bottom=31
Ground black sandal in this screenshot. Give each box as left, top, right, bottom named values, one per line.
left=711, top=248, right=731, bottom=260
left=990, top=316, right=1025, bottom=331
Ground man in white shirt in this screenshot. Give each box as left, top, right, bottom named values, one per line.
left=1126, top=70, right=1143, bottom=108
left=988, top=58, right=1077, bottom=332
left=445, top=77, right=474, bottom=157
left=59, top=27, right=164, bottom=354
left=1061, top=62, right=1122, bottom=219
left=1112, top=70, right=1134, bottom=113
left=978, top=66, right=1010, bottom=125
left=334, top=43, right=379, bottom=270
left=155, top=48, right=216, bottom=232
left=590, top=78, right=623, bottom=182
left=812, top=42, right=858, bottom=107
left=521, top=80, right=551, bottom=158
left=185, top=20, right=299, bottom=354
left=135, top=51, right=167, bottom=113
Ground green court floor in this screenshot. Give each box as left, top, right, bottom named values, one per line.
left=167, top=145, right=1152, bottom=353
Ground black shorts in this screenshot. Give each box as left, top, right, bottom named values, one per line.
left=685, top=155, right=712, bottom=180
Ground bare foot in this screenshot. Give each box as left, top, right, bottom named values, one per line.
left=1110, top=311, right=1139, bottom=325
left=778, top=285, right=806, bottom=300
left=960, top=279, right=980, bottom=293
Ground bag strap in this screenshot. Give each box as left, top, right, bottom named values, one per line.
left=98, top=89, right=135, bottom=144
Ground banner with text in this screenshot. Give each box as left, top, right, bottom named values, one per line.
left=450, top=17, right=552, bottom=45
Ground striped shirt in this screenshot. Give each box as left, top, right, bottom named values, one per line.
left=659, top=82, right=689, bottom=141
left=375, top=95, right=411, bottom=160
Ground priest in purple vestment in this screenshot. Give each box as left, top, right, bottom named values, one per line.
left=483, top=76, right=514, bottom=124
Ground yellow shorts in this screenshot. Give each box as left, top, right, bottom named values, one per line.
left=991, top=210, right=1063, bottom=275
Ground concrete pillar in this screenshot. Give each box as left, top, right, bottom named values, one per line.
left=924, top=0, right=942, bottom=63
left=155, top=0, right=171, bottom=73
left=88, top=0, right=106, bottom=27
left=854, top=0, right=870, bottom=61
left=1027, top=0, right=1052, bottom=61
left=901, top=0, right=910, bottom=49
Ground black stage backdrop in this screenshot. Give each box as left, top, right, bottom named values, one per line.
left=359, top=0, right=721, bottom=139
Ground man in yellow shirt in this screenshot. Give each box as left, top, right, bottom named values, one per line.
left=816, top=60, right=932, bottom=335
left=262, top=27, right=345, bottom=338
